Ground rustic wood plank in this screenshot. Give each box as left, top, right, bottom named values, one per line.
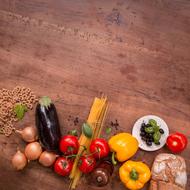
left=0, top=1, right=189, bottom=190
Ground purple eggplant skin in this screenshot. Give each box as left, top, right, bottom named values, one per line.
left=35, top=96, right=61, bottom=153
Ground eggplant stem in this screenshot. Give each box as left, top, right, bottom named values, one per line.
left=39, top=96, right=52, bottom=108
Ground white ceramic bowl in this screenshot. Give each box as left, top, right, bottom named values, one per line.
left=132, top=115, right=169, bottom=151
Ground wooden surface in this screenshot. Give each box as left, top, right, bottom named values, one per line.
left=0, top=0, right=190, bottom=190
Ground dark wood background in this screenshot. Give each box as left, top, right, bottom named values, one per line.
left=0, top=0, right=189, bottom=190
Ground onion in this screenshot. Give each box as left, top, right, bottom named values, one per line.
left=12, top=150, right=27, bottom=170
left=39, top=151, right=57, bottom=167
left=25, top=142, right=42, bottom=160
left=16, top=126, right=38, bottom=142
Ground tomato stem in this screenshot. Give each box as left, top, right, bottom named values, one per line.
left=85, top=150, right=99, bottom=157
left=77, top=145, right=88, bottom=159
left=80, top=145, right=87, bottom=150
left=66, top=145, right=99, bottom=160
left=66, top=154, right=77, bottom=159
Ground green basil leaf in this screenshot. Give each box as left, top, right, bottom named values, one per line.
left=82, top=123, right=92, bottom=138
left=149, top=119, right=157, bottom=127
left=153, top=131, right=161, bottom=143
left=14, top=103, right=28, bottom=120
left=106, top=127, right=112, bottom=134
left=145, top=127, right=154, bottom=133
left=153, top=125, right=160, bottom=132
left=68, top=129, right=78, bottom=137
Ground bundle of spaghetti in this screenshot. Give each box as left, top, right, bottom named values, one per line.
left=69, top=96, right=108, bottom=189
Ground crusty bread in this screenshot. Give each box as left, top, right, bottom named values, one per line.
left=150, top=180, right=184, bottom=190
left=149, top=153, right=187, bottom=190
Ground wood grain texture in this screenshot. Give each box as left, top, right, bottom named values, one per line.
left=0, top=0, right=190, bottom=190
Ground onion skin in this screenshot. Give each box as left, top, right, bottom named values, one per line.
left=16, top=126, right=38, bottom=143
left=12, top=150, right=27, bottom=170
left=25, top=142, right=42, bottom=160
left=39, top=151, right=57, bottom=167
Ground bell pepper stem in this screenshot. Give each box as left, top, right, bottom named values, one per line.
left=112, top=152, right=117, bottom=165
left=130, top=168, right=139, bottom=181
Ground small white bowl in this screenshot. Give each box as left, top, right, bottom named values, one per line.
left=132, top=115, right=169, bottom=151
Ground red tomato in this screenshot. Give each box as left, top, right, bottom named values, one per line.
left=54, top=157, right=73, bottom=176
left=78, top=155, right=96, bottom=173
left=89, top=138, right=110, bottom=159
left=166, top=132, right=188, bottom=153
left=59, top=135, right=79, bottom=155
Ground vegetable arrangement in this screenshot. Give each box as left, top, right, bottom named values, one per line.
left=11, top=97, right=60, bottom=170
left=4, top=92, right=187, bottom=190
left=108, top=133, right=151, bottom=190
left=69, top=96, right=109, bottom=189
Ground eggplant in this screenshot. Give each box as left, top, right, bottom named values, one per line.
left=35, top=96, right=61, bottom=153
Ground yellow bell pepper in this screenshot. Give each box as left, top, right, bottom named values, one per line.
left=108, top=133, right=138, bottom=162
left=119, top=160, right=151, bottom=190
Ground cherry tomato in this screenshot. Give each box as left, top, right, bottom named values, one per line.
left=78, top=155, right=96, bottom=173
left=166, top=132, right=188, bottom=153
left=54, top=157, right=73, bottom=176
left=59, top=135, right=79, bottom=155
left=89, top=138, right=110, bottom=159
